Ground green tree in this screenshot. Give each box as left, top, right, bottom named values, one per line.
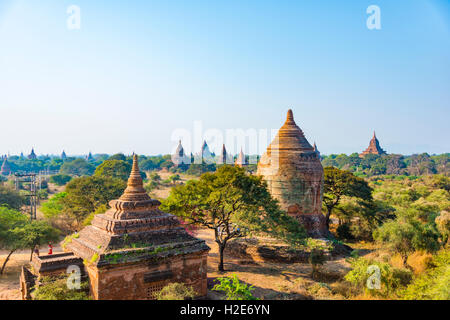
left=0, top=185, right=25, bottom=210
left=373, top=212, right=440, bottom=268
left=161, top=165, right=305, bottom=271
left=41, top=192, right=67, bottom=219
left=63, top=176, right=126, bottom=229
left=108, top=153, right=127, bottom=161
left=60, top=159, right=95, bottom=176
left=0, top=207, right=59, bottom=274
left=0, top=207, right=28, bottom=274
left=94, top=160, right=132, bottom=181
left=323, top=167, right=373, bottom=230
left=49, top=174, right=72, bottom=186
left=168, top=174, right=181, bottom=185
left=17, top=220, right=60, bottom=261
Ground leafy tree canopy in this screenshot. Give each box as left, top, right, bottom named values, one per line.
left=60, top=158, right=95, bottom=176
left=323, top=166, right=373, bottom=229
left=0, top=185, right=25, bottom=210
left=94, top=160, right=132, bottom=181
left=161, top=165, right=305, bottom=271
left=63, top=176, right=126, bottom=229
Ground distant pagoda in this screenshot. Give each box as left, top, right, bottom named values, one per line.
left=28, top=148, right=37, bottom=160
left=171, top=140, right=189, bottom=166
left=359, top=131, right=386, bottom=158
left=1, top=157, right=11, bottom=176
left=217, top=144, right=229, bottom=165
left=86, top=152, right=94, bottom=161
left=61, top=150, right=67, bottom=161
left=235, top=148, right=248, bottom=167
left=195, top=141, right=214, bottom=164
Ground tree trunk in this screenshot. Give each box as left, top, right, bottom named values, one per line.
left=402, top=254, right=412, bottom=270
left=218, top=244, right=225, bottom=272
left=30, top=248, right=33, bottom=262
left=325, top=207, right=333, bottom=230
left=0, top=250, right=16, bottom=275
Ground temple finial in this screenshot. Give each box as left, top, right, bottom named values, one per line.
left=287, top=109, right=294, bottom=121
left=119, top=154, right=149, bottom=201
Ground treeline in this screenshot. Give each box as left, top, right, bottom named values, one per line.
left=3, top=153, right=259, bottom=177
left=321, top=153, right=449, bottom=177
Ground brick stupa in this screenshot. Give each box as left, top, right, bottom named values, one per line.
left=65, top=154, right=210, bottom=299
left=257, top=110, right=327, bottom=238
left=359, top=131, right=386, bottom=157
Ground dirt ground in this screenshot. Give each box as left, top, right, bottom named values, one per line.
left=0, top=230, right=354, bottom=300
left=0, top=245, right=64, bottom=300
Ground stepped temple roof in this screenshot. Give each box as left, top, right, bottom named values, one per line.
left=28, top=148, right=37, bottom=160
left=65, top=154, right=209, bottom=267
left=360, top=131, right=386, bottom=157
left=257, top=109, right=327, bottom=237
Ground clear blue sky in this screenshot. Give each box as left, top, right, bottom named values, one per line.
left=0, top=0, right=449, bottom=156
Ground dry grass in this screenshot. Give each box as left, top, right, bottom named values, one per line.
left=390, top=251, right=433, bottom=275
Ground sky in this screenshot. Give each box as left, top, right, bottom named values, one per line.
left=0, top=0, right=449, bottom=157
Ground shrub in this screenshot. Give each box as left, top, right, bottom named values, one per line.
left=309, top=249, right=326, bottom=278
left=435, top=211, right=450, bottom=246
left=336, top=223, right=353, bottom=240
left=400, top=250, right=450, bottom=300
left=212, top=274, right=258, bottom=300
left=33, top=275, right=90, bottom=300
left=156, top=283, right=197, bottom=300
left=344, top=257, right=412, bottom=297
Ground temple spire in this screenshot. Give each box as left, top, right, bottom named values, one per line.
left=119, top=154, right=150, bottom=201
left=285, top=109, right=295, bottom=125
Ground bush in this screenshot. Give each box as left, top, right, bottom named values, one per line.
left=37, top=189, right=48, bottom=200
left=435, top=211, right=450, bottom=246
left=33, top=275, right=90, bottom=300
left=156, top=283, right=197, bottom=300
left=400, top=250, right=450, bottom=300
left=309, top=249, right=326, bottom=278
left=336, top=223, right=353, bottom=240
left=344, top=257, right=412, bottom=297
left=212, top=274, right=258, bottom=300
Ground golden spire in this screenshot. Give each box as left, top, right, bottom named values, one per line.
left=286, top=109, right=294, bottom=123
left=119, top=154, right=150, bottom=201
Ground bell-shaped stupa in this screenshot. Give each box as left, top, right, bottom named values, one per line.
left=257, top=110, right=327, bottom=237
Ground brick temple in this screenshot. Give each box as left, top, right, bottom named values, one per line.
left=257, top=110, right=328, bottom=238
left=21, top=155, right=210, bottom=300
left=359, top=131, right=386, bottom=157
